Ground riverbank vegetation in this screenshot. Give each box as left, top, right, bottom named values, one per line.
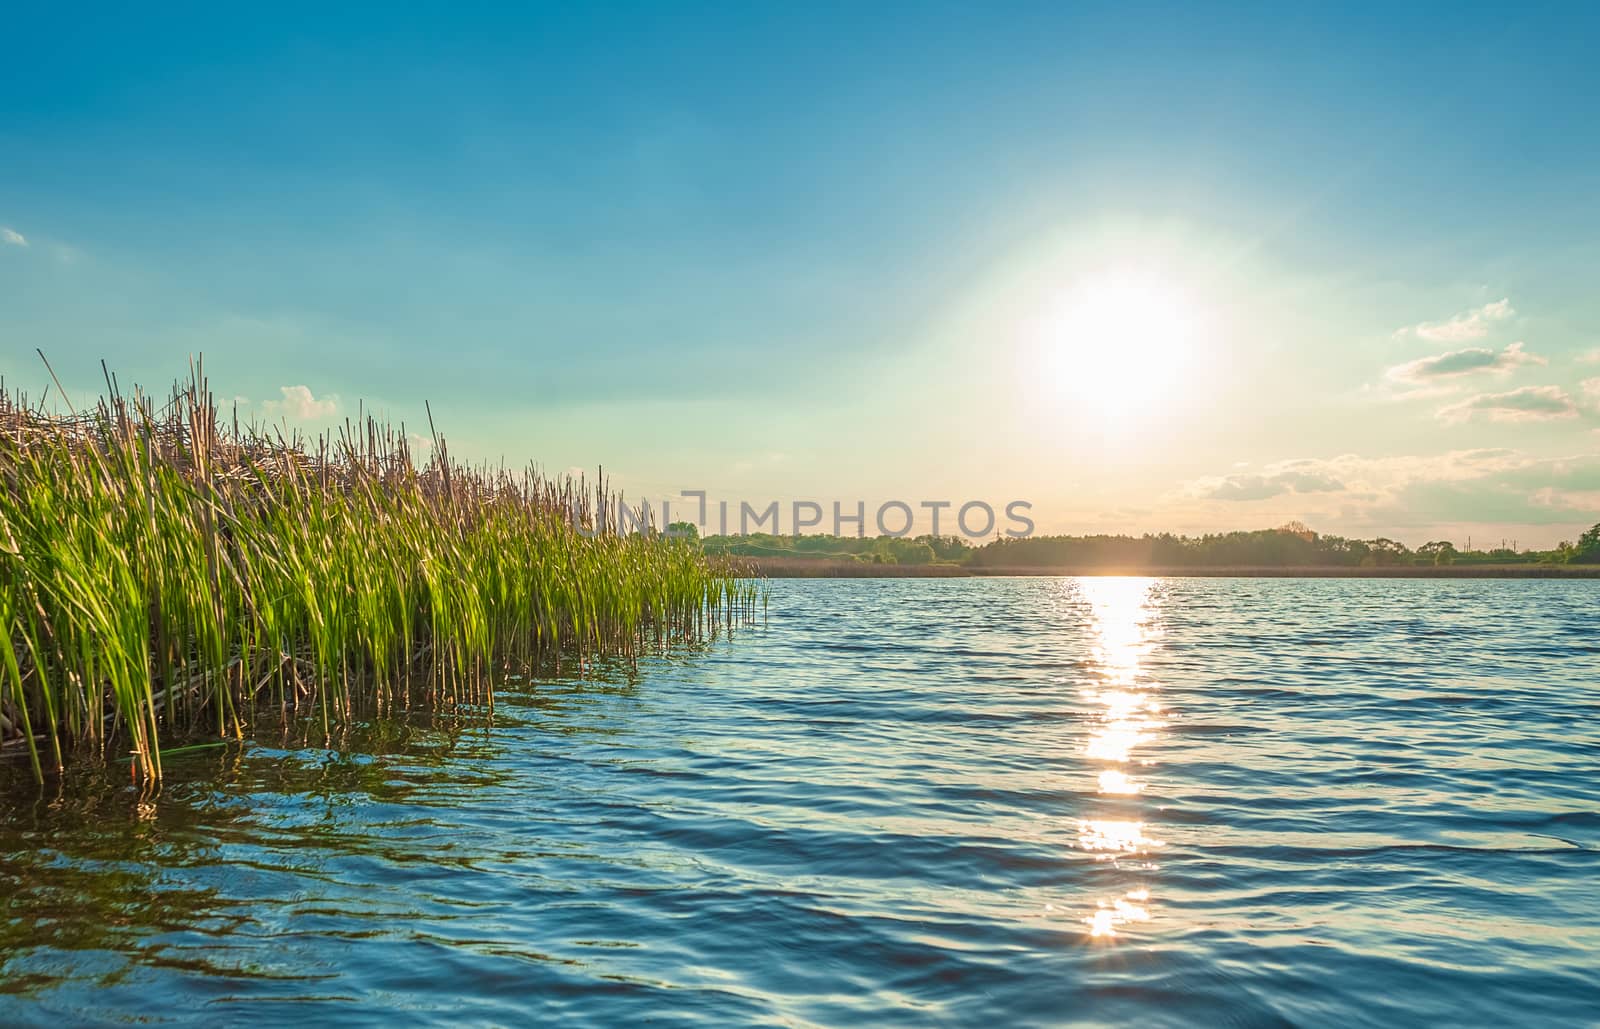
left=968, top=522, right=1600, bottom=570
left=0, top=364, right=756, bottom=783
left=702, top=520, right=1600, bottom=571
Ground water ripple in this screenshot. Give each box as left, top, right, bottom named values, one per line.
left=3, top=577, right=1599, bottom=1026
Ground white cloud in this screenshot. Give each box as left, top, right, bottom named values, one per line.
left=1530, top=487, right=1600, bottom=513
left=1582, top=377, right=1600, bottom=411
left=1579, top=348, right=1600, bottom=365
left=1396, top=298, right=1514, bottom=342
left=1, top=227, right=26, bottom=247
left=1384, top=341, right=1544, bottom=386
left=1176, top=449, right=1600, bottom=536
left=1186, top=460, right=1347, bottom=502
left=262, top=385, right=338, bottom=420
left=1436, top=385, right=1580, bottom=424
left=1180, top=449, right=1530, bottom=507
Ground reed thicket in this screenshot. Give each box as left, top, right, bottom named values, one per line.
left=0, top=362, right=758, bottom=783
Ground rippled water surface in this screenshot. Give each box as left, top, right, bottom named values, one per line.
left=4, top=578, right=1600, bottom=1026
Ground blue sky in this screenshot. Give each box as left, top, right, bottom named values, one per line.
left=4, top=3, right=1600, bottom=545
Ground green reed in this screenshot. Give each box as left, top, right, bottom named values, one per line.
left=0, top=363, right=761, bottom=782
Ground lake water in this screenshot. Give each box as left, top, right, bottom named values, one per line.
left=3, top=577, right=1598, bottom=1026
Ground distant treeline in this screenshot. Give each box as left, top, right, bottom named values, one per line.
left=695, top=529, right=971, bottom=567
left=699, top=521, right=1600, bottom=569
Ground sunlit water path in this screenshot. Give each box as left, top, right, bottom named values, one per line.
left=4, top=578, right=1598, bottom=1026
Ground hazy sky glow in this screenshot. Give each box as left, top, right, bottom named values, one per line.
left=4, top=3, right=1600, bottom=546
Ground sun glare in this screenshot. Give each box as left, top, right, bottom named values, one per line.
left=1034, top=270, right=1207, bottom=425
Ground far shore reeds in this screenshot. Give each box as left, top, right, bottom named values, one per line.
left=0, top=360, right=758, bottom=783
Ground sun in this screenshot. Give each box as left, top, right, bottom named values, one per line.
left=1032, top=270, right=1208, bottom=426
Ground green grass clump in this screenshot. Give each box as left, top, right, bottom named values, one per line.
left=0, top=361, right=759, bottom=782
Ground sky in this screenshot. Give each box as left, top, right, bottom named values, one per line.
left=4, top=2, right=1600, bottom=547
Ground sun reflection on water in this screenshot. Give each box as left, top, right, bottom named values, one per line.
left=1096, top=769, right=1144, bottom=795
left=1087, top=580, right=1148, bottom=685
left=1085, top=720, right=1146, bottom=762
left=1086, top=888, right=1153, bottom=938
left=1078, top=818, right=1163, bottom=856
left=1073, top=577, right=1165, bottom=941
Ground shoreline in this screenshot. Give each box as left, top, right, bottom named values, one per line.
left=746, top=558, right=1600, bottom=579
left=0, top=372, right=751, bottom=783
